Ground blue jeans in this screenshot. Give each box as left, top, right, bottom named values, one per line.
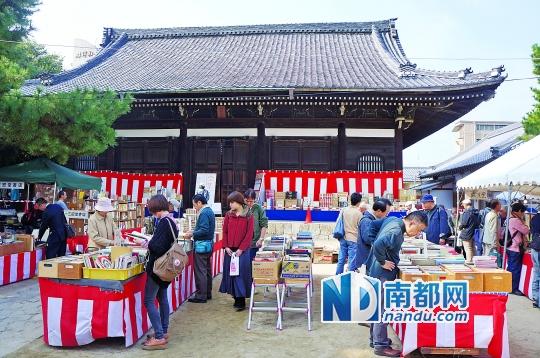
left=371, top=277, right=391, bottom=348
left=532, top=249, right=540, bottom=305
left=336, top=239, right=357, bottom=275
left=506, top=250, right=523, bottom=293
left=144, top=275, right=170, bottom=339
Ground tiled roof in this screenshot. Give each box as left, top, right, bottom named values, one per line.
left=403, top=166, right=431, bottom=182
left=22, top=19, right=506, bottom=95
left=420, top=122, right=523, bottom=179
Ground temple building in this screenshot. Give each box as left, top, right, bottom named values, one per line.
left=23, top=19, right=506, bottom=203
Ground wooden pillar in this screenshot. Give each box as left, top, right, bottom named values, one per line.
left=394, top=128, right=403, bottom=170
left=256, top=122, right=267, bottom=170
left=179, top=123, right=187, bottom=172
left=338, top=122, right=346, bottom=170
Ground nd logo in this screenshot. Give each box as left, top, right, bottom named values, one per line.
left=321, top=271, right=381, bottom=323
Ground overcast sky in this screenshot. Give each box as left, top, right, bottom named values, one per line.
left=29, top=0, right=540, bottom=167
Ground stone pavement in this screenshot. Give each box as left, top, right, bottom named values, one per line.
left=0, top=278, right=43, bottom=357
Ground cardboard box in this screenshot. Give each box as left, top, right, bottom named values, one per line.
left=253, top=278, right=282, bottom=285
left=281, top=260, right=311, bottom=279
left=0, top=241, right=25, bottom=256
left=313, top=248, right=333, bottom=264
left=58, top=259, right=84, bottom=279
left=252, top=260, right=282, bottom=280
left=472, top=268, right=512, bottom=293
left=39, top=257, right=71, bottom=278
left=16, top=234, right=34, bottom=252
left=400, top=271, right=429, bottom=282
left=285, top=199, right=298, bottom=208
left=444, top=270, right=484, bottom=292
left=275, top=192, right=286, bottom=200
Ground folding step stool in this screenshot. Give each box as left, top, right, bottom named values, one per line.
left=280, top=278, right=312, bottom=331
left=247, top=281, right=282, bottom=330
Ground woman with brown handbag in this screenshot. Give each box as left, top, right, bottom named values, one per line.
left=133, top=195, right=178, bottom=350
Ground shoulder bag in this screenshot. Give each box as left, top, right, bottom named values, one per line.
left=153, top=218, right=189, bottom=282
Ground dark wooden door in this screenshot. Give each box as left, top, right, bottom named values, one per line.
left=270, top=138, right=332, bottom=171
left=191, top=138, right=250, bottom=211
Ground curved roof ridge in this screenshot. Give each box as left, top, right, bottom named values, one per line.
left=370, top=27, right=404, bottom=77
left=107, top=19, right=397, bottom=41
left=39, top=33, right=129, bottom=87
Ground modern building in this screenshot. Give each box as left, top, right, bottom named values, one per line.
left=452, top=120, right=515, bottom=152
left=23, top=19, right=506, bottom=205
left=416, top=122, right=523, bottom=209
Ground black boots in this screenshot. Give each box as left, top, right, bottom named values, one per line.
left=233, top=297, right=246, bottom=311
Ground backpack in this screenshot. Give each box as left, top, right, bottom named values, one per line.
left=153, top=218, right=189, bottom=282
left=500, top=226, right=519, bottom=248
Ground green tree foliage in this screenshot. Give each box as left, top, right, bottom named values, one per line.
left=0, top=0, right=132, bottom=165
left=522, top=44, right=540, bottom=139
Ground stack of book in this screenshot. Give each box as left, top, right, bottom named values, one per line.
left=472, top=256, right=498, bottom=269
left=253, top=251, right=282, bottom=262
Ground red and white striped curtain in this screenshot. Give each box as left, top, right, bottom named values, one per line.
left=83, top=171, right=183, bottom=203
left=258, top=170, right=403, bottom=200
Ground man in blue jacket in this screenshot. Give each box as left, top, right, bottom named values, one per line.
left=368, top=211, right=428, bottom=357
left=421, top=194, right=450, bottom=244
left=186, top=194, right=216, bottom=303
left=37, top=199, right=68, bottom=258
left=352, top=199, right=392, bottom=271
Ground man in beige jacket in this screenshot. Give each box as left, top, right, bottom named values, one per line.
left=88, top=198, right=120, bottom=250
left=482, top=199, right=501, bottom=255
left=336, top=192, right=363, bottom=274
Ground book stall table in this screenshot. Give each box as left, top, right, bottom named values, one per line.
left=66, top=228, right=143, bottom=254
left=38, top=240, right=223, bottom=347
left=392, top=292, right=509, bottom=357
left=265, top=209, right=407, bottom=222
left=519, top=251, right=536, bottom=300
left=0, top=246, right=45, bottom=286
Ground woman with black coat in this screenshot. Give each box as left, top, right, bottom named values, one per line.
left=134, top=195, right=178, bottom=350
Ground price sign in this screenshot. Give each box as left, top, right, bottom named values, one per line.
left=0, top=182, right=24, bottom=189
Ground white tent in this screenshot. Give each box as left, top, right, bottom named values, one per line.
left=457, top=134, right=540, bottom=265
left=456, top=134, right=540, bottom=196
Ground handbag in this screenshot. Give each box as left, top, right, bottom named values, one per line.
left=153, top=218, right=189, bottom=282
left=194, top=240, right=213, bottom=254
left=229, top=253, right=240, bottom=276
left=332, top=210, right=345, bottom=239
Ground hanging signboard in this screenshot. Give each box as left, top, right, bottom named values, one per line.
left=0, top=182, right=24, bottom=190
left=468, top=188, right=488, bottom=200
left=195, top=172, right=217, bottom=203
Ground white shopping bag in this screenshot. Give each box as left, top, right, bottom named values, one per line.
left=230, top=253, right=240, bottom=276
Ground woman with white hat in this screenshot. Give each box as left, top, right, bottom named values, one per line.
left=88, top=197, right=121, bottom=250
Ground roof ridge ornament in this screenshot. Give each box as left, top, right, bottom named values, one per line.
left=458, top=67, right=473, bottom=79
left=490, top=65, right=505, bottom=78
left=399, top=61, right=417, bottom=78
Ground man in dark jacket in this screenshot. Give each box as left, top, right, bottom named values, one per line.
left=187, top=194, right=216, bottom=303
left=368, top=211, right=428, bottom=357
left=352, top=200, right=392, bottom=271
left=458, top=199, right=480, bottom=264
left=38, top=200, right=68, bottom=258
left=421, top=194, right=450, bottom=244
left=22, top=198, right=47, bottom=234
